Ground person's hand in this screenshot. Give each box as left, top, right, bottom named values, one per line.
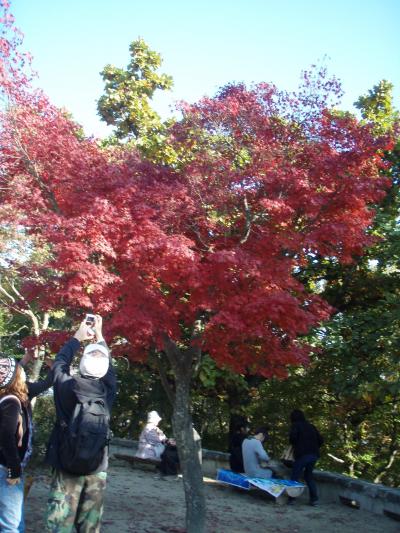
left=20, top=348, right=35, bottom=367
left=74, top=320, right=96, bottom=342
left=7, top=477, right=21, bottom=485
left=44, top=355, right=54, bottom=369
left=93, top=315, right=104, bottom=342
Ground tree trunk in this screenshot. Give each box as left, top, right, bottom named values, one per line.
left=163, top=337, right=206, bottom=533
left=173, top=373, right=205, bottom=533
left=27, top=311, right=49, bottom=381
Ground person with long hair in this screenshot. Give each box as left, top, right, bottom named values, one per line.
left=0, top=354, right=52, bottom=532
left=288, top=409, right=324, bottom=506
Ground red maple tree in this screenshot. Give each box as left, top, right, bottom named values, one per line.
left=0, top=4, right=393, bottom=529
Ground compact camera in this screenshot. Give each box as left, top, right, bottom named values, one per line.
left=85, top=314, right=96, bottom=325
left=85, top=314, right=96, bottom=336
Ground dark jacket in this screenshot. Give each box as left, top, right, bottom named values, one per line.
left=45, top=338, right=117, bottom=473
left=289, top=420, right=324, bottom=460
left=160, top=443, right=180, bottom=476
left=229, top=432, right=246, bottom=473
left=0, top=369, right=53, bottom=478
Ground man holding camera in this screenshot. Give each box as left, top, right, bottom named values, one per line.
left=44, top=315, right=117, bottom=533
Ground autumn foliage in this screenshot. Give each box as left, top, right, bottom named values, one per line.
left=0, top=1, right=392, bottom=380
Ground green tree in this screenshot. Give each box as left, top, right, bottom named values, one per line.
left=97, top=38, right=176, bottom=163
left=354, top=80, right=399, bottom=135
left=286, top=80, right=400, bottom=486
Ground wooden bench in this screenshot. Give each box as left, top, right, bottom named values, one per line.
left=113, top=453, right=161, bottom=469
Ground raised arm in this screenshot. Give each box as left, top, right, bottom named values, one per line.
left=93, top=315, right=117, bottom=406
left=52, top=320, right=94, bottom=384
left=20, top=351, right=54, bottom=400
left=27, top=367, right=53, bottom=400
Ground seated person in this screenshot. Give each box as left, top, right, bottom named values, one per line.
left=159, top=438, right=180, bottom=476
left=229, top=423, right=248, bottom=473
left=135, top=410, right=167, bottom=460
left=242, top=426, right=273, bottom=479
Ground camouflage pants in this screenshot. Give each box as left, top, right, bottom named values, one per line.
left=44, top=469, right=107, bottom=533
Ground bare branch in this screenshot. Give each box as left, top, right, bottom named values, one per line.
left=240, top=195, right=252, bottom=244
left=191, top=318, right=204, bottom=374
left=327, top=453, right=345, bottom=464
left=0, top=282, right=16, bottom=304
left=42, top=311, right=50, bottom=331
left=188, top=223, right=211, bottom=252
left=10, top=280, right=26, bottom=301
left=0, top=297, right=26, bottom=315
left=0, top=324, right=28, bottom=338
left=374, top=449, right=398, bottom=484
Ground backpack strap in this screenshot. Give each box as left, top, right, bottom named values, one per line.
left=0, top=394, right=21, bottom=408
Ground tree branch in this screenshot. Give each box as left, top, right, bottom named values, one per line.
left=374, top=449, right=398, bottom=484
left=0, top=283, right=16, bottom=304
left=327, top=452, right=345, bottom=464
left=188, top=223, right=211, bottom=252
left=0, top=324, right=28, bottom=338
left=10, top=116, right=61, bottom=214
left=240, top=195, right=252, bottom=244
left=191, top=318, right=204, bottom=375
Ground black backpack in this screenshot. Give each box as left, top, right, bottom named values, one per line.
left=58, top=377, right=111, bottom=475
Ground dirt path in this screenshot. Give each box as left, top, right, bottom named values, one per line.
left=25, top=465, right=398, bottom=533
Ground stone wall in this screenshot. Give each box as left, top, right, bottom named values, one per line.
left=313, top=470, right=400, bottom=521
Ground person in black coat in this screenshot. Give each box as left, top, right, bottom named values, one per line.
left=44, top=315, right=117, bottom=532
left=229, top=422, right=249, bottom=473
left=159, top=438, right=180, bottom=477
left=288, top=409, right=323, bottom=505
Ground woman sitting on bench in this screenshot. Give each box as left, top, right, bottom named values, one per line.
left=242, top=426, right=273, bottom=479
left=135, top=411, right=167, bottom=460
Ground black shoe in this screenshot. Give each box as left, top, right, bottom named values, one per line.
left=287, top=498, right=295, bottom=506
left=309, top=500, right=318, bottom=506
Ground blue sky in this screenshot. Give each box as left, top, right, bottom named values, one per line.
left=12, top=0, right=400, bottom=138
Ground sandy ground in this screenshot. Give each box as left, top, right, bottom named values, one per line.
left=24, top=463, right=399, bottom=533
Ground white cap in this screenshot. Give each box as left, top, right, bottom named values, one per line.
left=83, top=344, right=109, bottom=357
left=147, top=410, right=161, bottom=424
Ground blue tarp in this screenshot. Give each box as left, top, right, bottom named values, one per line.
left=216, top=468, right=305, bottom=499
